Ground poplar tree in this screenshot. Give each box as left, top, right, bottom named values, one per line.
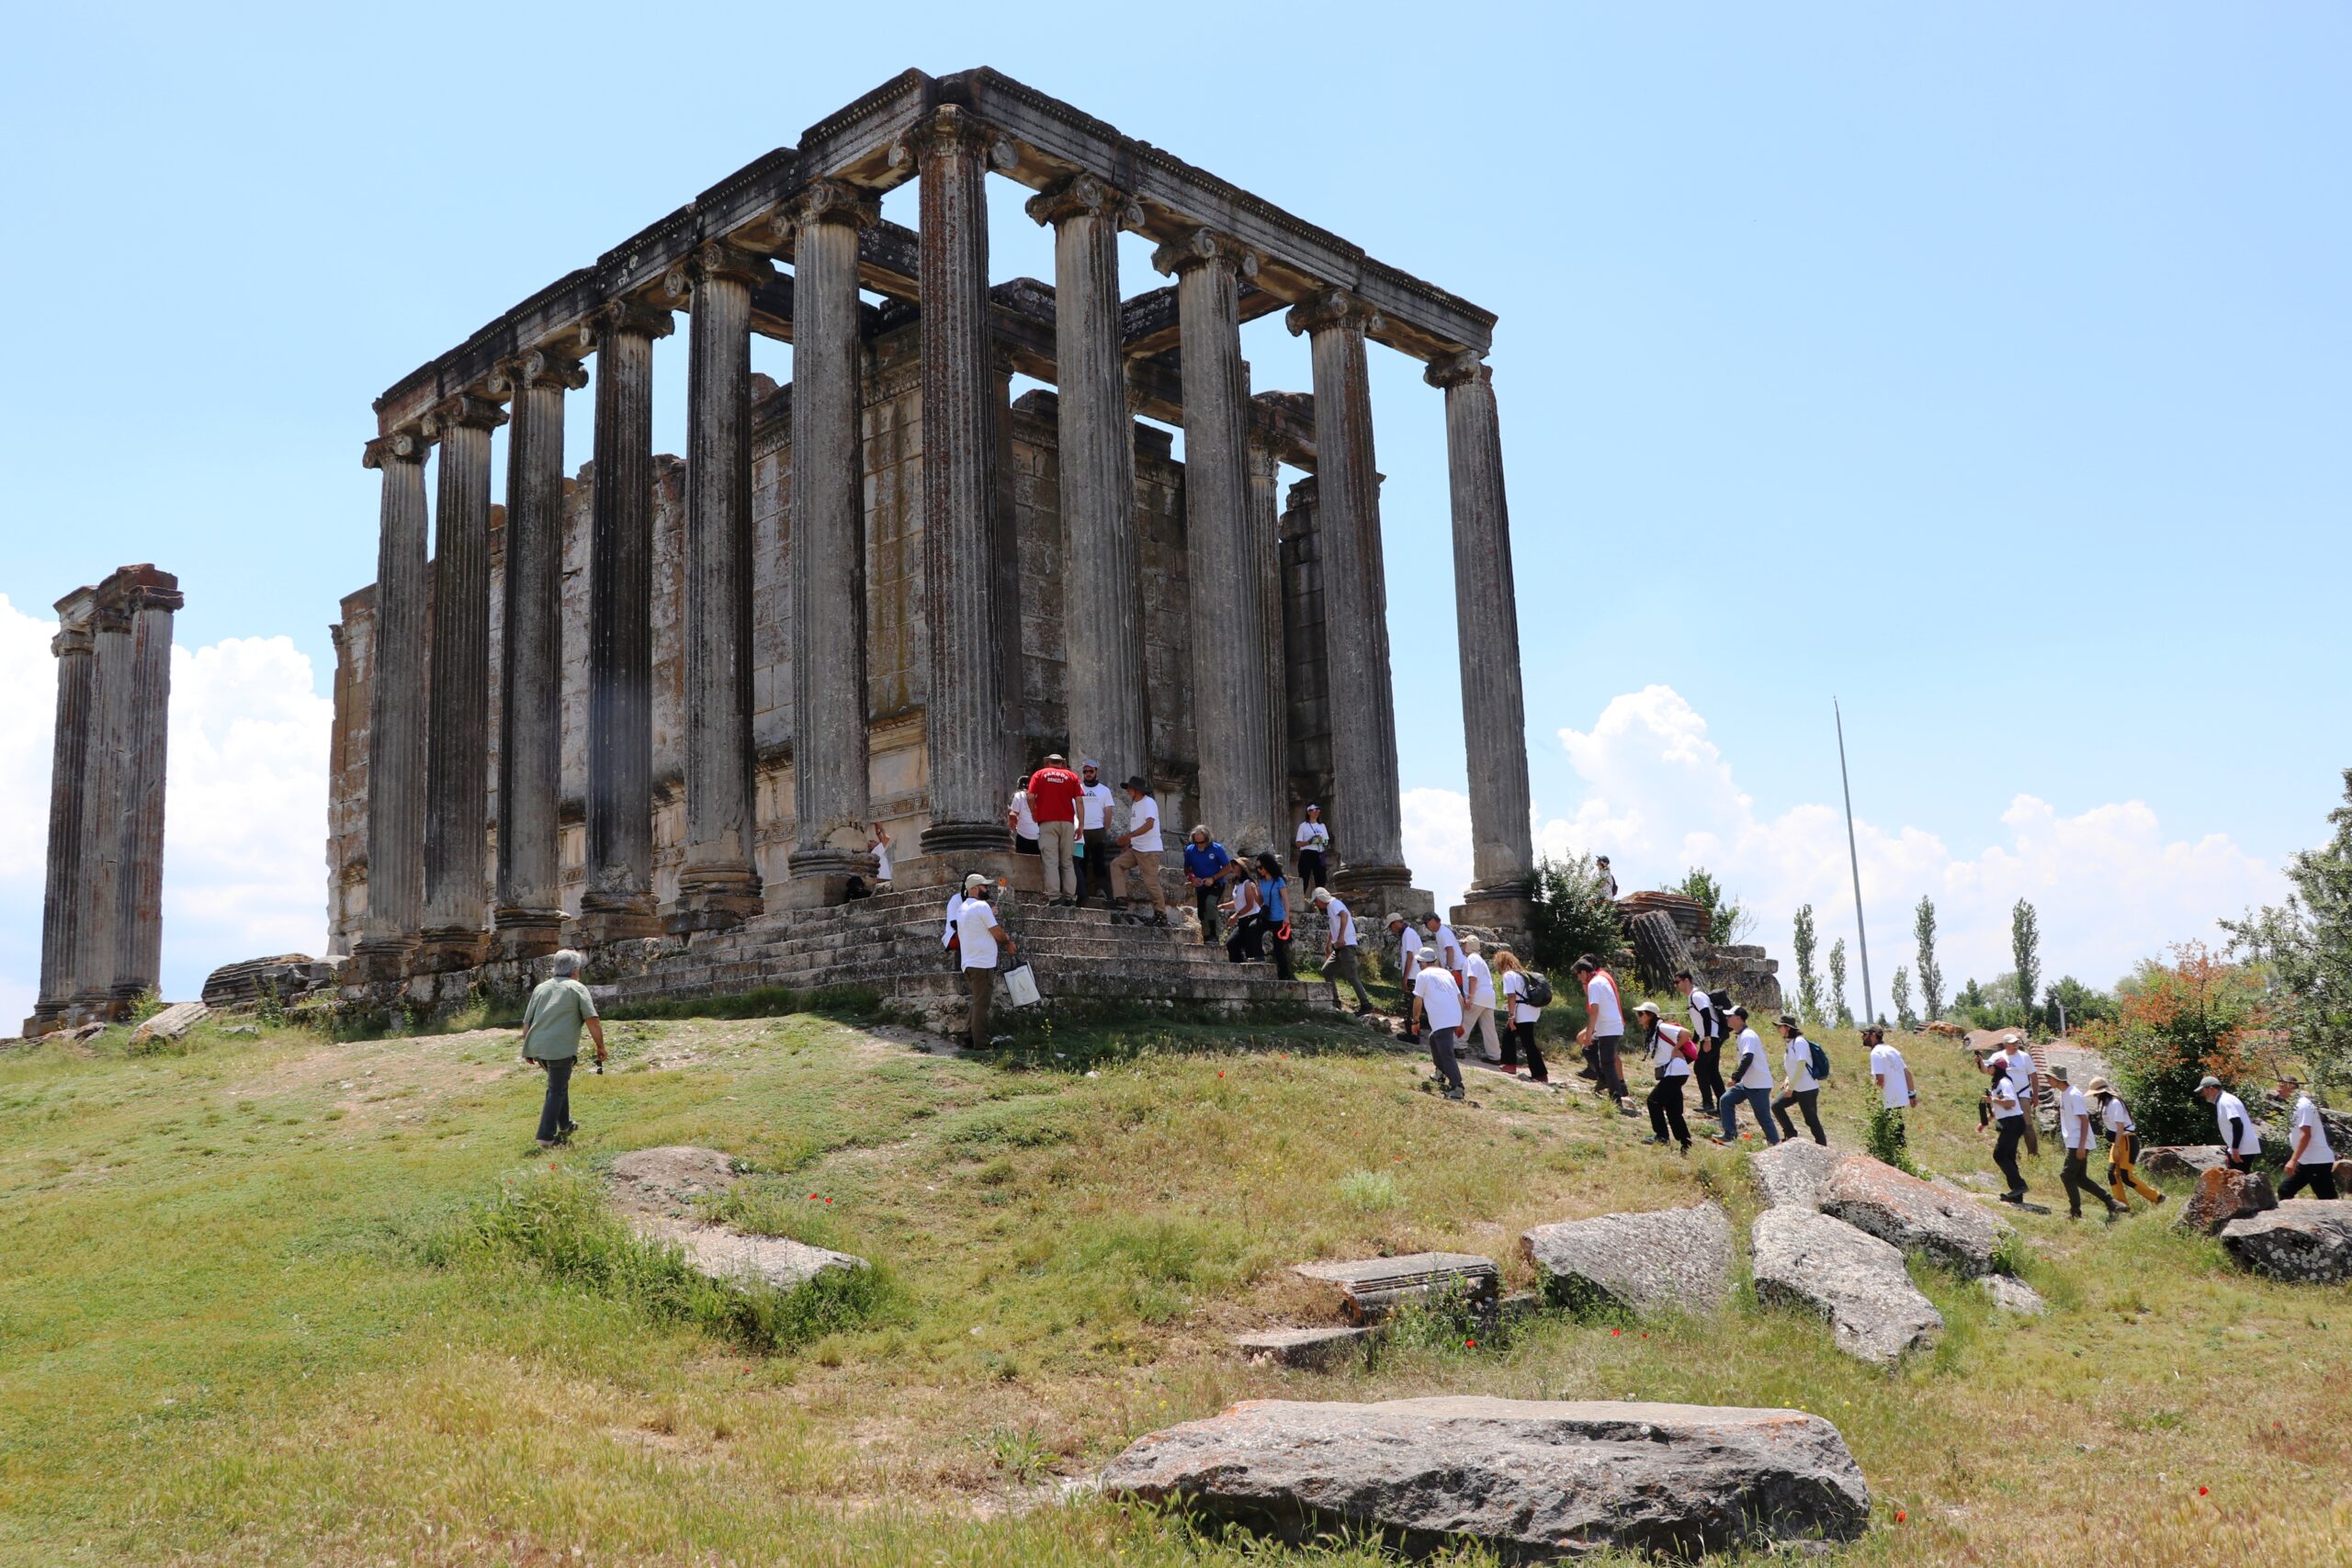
left=1914, top=897, right=1946, bottom=1021
left=1793, top=905, right=1822, bottom=1024
left=1829, top=938, right=1852, bottom=1027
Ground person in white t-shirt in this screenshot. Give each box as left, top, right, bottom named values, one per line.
left=1771, top=1017, right=1827, bottom=1146
left=1006, top=780, right=1040, bottom=857
left=1074, top=760, right=1118, bottom=908
left=2277, top=1075, right=2340, bottom=1201
left=2086, top=1077, right=2165, bottom=1209
left=1862, top=1021, right=1914, bottom=1150
left=2051, top=1065, right=2122, bottom=1221
left=954, top=874, right=1014, bottom=1050
left=1409, top=963, right=1467, bottom=1100
left=1634, top=1000, right=1695, bottom=1152
left=1457, top=935, right=1501, bottom=1064
left=1984, top=1052, right=2030, bottom=1203
left=1108, top=776, right=1170, bottom=923
left=1571, top=955, right=1634, bottom=1111
left=1294, top=805, right=1331, bottom=892
left=1385, top=913, right=1426, bottom=1039
left=1421, top=915, right=1466, bottom=984
left=1711, top=1006, right=1781, bottom=1145
left=866, top=821, right=893, bottom=885
left=2199, top=1076, right=2263, bottom=1171
left=1310, top=888, right=1373, bottom=1013
left=1492, top=948, right=1548, bottom=1081
left=1991, top=1034, right=2041, bottom=1158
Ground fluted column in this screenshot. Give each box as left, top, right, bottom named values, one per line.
left=1155, top=229, right=1274, bottom=855
left=1287, top=289, right=1409, bottom=894
left=1246, top=432, right=1291, bottom=855
left=492, top=350, right=585, bottom=956
left=671, top=243, right=771, bottom=929
left=1027, top=174, right=1148, bottom=783
left=990, top=345, right=1027, bottom=792
left=419, top=392, right=506, bottom=966
left=580, top=300, right=673, bottom=940
left=356, top=430, right=431, bottom=977
left=110, top=567, right=181, bottom=1001
left=29, top=589, right=96, bottom=1032
left=1430, top=351, right=1534, bottom=909
left=71, top=590, right=132, bottom=1014
left=786, top=180, right=878, bottom=894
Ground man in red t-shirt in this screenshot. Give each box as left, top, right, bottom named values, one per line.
left=1025, top=754, right=1084, bottom=904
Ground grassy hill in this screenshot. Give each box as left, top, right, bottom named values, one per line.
left=2, top=998, right=2346, bottom=1566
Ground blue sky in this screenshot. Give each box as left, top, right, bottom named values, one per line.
left=1, top=3, right=2344, bottom=1016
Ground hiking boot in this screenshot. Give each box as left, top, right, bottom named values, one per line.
left=1997, top=1191, right=2027, bottom=1206
left=1442, top=1086, right=1467, bottom=1101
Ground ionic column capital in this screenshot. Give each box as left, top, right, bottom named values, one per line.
left=887, top=104, right=1019, bottom=174
left=51, top=617, right=95, bottom=659
left=662, top=241, right=775, bottom=302
left=362, top=426, right=431, bottom=468
left=580, top=299, right=676, bottom=351
left=1025, top=172, right=1142, bottom=232
left=1423, top=349, right=1490, bottom=390
left=1150, top=227, right=1261, bottom=282
left=1285, top=288, right=1384, bottom=340
left=490, top=348, right=590, bottom=397
left=423, top=391, right=510, bottom=439
left=776, top=178, right=880, bottom=239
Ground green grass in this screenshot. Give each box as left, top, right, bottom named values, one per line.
left=1, top=1007, right=2347, bottom=1565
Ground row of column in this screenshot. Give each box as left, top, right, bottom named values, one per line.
left=28, top=566, right=181, bottom=1032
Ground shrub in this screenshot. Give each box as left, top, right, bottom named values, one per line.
left=1865, top=1107, right=1919, bottom=1176
left=1527, top=852, right=1624, bottom=976
left=2081, top=943, right=2271, bottom=1146
left=1335, top=1168, right=1402, bottom=1212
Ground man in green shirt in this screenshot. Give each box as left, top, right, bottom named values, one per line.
left=518, top=949, right=605, bottom=1146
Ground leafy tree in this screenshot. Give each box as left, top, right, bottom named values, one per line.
left=1675, top=868, right=1755, bottom=945
left=1891, top=965, right=1918, bottom=1032
left=2042, top=976, right=2115, bottom=1035
left=2010, top=900, right=2043, bottom=1038
left=1914, top=897, right=1945, bottom=1021
left=1527, top=853, right=1626, bottom=976
left=1792, top=905, right=1822, bottom=1024
left=2081, top=943, right=2270, bottom=1145
left=2223, top=769, right=2352, bottom=1091
left=1828, top=938, right=1852, bottom=1027
left=1955, top=976, right=1986, bottom=1014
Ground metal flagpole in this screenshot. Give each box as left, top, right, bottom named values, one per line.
left=1834, top=698, right=1875, bottom=1024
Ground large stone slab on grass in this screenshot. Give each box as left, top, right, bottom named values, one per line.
left=606, top=1145, right=865, bottom=1292
left=1749, top=1138, right=1838, bottom=1210
left=2177, top=1168, right=2277, bottom=1236
left=1291, top=1253, right=1499, bottom=1325
left=1099, top=1396, right=1871, bottom=1560
left=608, top=1145, right=741, bottom=1214
left=2219, top=1201, right=2352, bottom=1283
left=1520, top=1201, right=1733, bottom=1314
left=1234, top=1326, right=1376, bottom=1369
left=1981, top=1274, right=2048, bottom=1316
left=129, top=1001, right=209, bottom=1045
left=1752, top=1207, right=1942, bottom=1367
left=2139, top=1145, right=2231, bottom=1184
left=1820, top=1154, right=2010, bottom=1276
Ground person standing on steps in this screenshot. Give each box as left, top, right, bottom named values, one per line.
left=518, top=948, right=605, bottom=1147
left=1673, top=971, right=1726, bottom=1114
left=1634, top=1000, right=1695, bottom=1153
left=1075, top=759, right=1116, bottom=908
left=866, top=822, right=893, bottom=887
left=1422, top=913, right=1466, bottom=989
left=2199, top=1075, right=2263, bottom=1172
left=940, top=880, right=967, bottom=972
left=1493, top=948, right=1548, bottom=1081
left=1024, top=755, right=1083, bottom=905
left=956, top=874, right=1015, bottom=1051
left=1984, top=1050, right=2031, bottom=1204
left=1255, top=852, right=1295, bottom=980
left=1711, top=1005, right=1781, bottom=1146
left=1387, top=913, right=1426, bottom=1043
left=1459, top=935, right=1501, bottom=1065
left=1596, top=855, right=1619, bottom=900
left=1222, top=863, right=1265, bottom=962
left=1183, top=826, right=1233, bottom=943
left=1312, top=887, right=1374, bottom=1013
left=2050, top=1065, right=2122, bottom=1221
left=1771, top=1015, right=1828, bottom=1145
left=1571, top=955, right=1634, bottom=1112
left=1864, top=1021, right=1916, bottom=1146
left=1295, top=805, right=1330, bottom=893
left=2086, top=1077, right=2166, bottom=1210
left=1006, top=775, right=1041, bottom=861
left=1109, top=776, right=1170, bottom=925
left=2276, top=1075, right=2339, bottom=1200
left=1410, top=953, right=1468, bottom=1100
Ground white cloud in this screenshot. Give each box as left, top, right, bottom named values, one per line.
left=1408, top=684, right=2280, bottom=994
left=0, top=594, right=61, bottom=1029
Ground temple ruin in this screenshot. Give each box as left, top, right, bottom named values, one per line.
left=326, top=68, right=1534, bottom=1015
left=26, top=565, right=182, bottom=1035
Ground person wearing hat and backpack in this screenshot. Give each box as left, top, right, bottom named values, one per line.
left=1771, top=1015, right=1830, bottom=1145
left=1673, top=971, right=1727, bottom=1114
left=2086, top=1077, right=2165, bottom=1209
left=1711, top=1006, right=1781, bottom=1145
left=1634, top=1001, right=1696, bottom=1152
left=1493, top=948, right=1549, bottom=1080
left=2276, top=1075, right=2339, bottom=1200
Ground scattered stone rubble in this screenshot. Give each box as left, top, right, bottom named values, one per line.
left=1819, top=1155, right=2010, bottom=1277
left=1751, top=1207, right=1944, bottom=1367
left=2177, top=1168, right=2278, bottom=1236
left=1520, top=1201, right=1733, bottom=1314
left=128, top=1001, right=209, bottom=1046
left=2220, top=1201, right=2352, bottom=1283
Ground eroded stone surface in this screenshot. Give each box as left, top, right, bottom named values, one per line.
left=605, top=1145, right=865, bottom=1291
left=2139, top=1145, right=2230, bottom=1184
left=2220, top=1201, right=2352, bottom=1283
left=1751, top=1207, right=1942, bottom=1366
left=1820, top=1154, right=2010, bottom=1276
left=1099, top=1396, right=1871, bottom=1560
left=1749, top=1138, right=1838, bottom=1211
left=608, top=1145, right=741, bottom=1214
left=1291, top=1252, right=1499, bottom=1325
left=1981, top=1274, right=2047, bottom=1315
left=129, top=1001, right=209, bottom=1045
left=1520, top=1201, right=1732, bottom=1313
left=1233, top=1326, right=1375, bottom=1369
left=2177, top=1168, right=2278, bottom=1236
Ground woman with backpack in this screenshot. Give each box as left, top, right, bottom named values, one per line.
left=1493, top=949, right=1549, bottom=1081
left=1771, top=1014, right=1830, bottom=1145
left=1633, top=1001, right=1695, bottom=1153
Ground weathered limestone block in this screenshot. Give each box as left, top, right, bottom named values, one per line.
left=605, top=1145, right=865, bottom=1291
left=2139, top=1145, right=2231, bottom=1184
left=1099, top=1397, right=1872, bottom=1560
left=1232, top=1325, right=1375, bottom=1369
left=128, top=1001, right=209, bottom=1046
left=2177, top=1167, right=2278, bottom=1236
left=1751, top=1207, right=1942, bottom=1367
left=2220, top=1200, right=2352, bottom=1283
left=1819, top=1154, right=2011, bottom=1277
left=1520, top=1201, right=1732, bottom=1314
left=1291, top=1252, right=1499, bottom=1325
left=1981, top=1274, right=2048, bottom=1315
left=1749, top=1138, right=1838, bottom=1212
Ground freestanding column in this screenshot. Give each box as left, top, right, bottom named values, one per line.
left=356, top=430, right=432, bottom=978
left=580, top=300, right=673, bottom=941
left=785, top=180, right=878, bottom=897
left=671, top=243, right=772, bottom=929
left=1156, top=229, right=1273, bottom=854
left=1027, top=174, right=1148, bottom=783
left=1429, top=351, right=1535, bottom=919
left=110, top=566, right=182, bottom=1003
left=1245, top=431, right=1291, bottom=854
left=1287, top=289, right=1411, bottom=897
left=420, top=392, right=506, bottom=967
left=28, top=589, right=97, bottom=1033
left=492, top=350, right=587, bottom=958
left=904, top=110, right=1014, bottom=858
left=71, top=590, right=132, bottom=1015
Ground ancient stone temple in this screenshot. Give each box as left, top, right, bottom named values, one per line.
left=26, top=565, right=183, bottom=1035
left=326, top=69, right=1533, bottom=1010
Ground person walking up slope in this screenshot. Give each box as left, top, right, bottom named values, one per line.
left=1673, top=971, right=1726, bottom=1114
left=2086, top=1077, right=2165, bottom=1210
left=1711, top=1006, right=1781, bottom=1146
left=1311, top=887, right=1374, bottom=1013
left=1571, top=955, right=1634, bottom=1113
left=1459, top=935, right=1502, bottom=1065
left=1410, top=957, right=1468, bottom=1100
left=1864, top=1022, right=1916, bottom=1147
left=2199, top=1076, right=2263, bottom=1172
left=2050, top=1065, right=2122, bottom=1221
left=1634, top=1000, right=1695, bottom=1153
left=1772, top=1015, right=1828, bottom=1146
left=1984, top=1051, right=2031, bottom=1204
left=2277, top=1075, right=2339, bottom=1200
left=1493, top=948, right=1548, bottom=1081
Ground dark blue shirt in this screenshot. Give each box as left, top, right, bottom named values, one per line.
left=1183, top=840, right=1232, bottom=882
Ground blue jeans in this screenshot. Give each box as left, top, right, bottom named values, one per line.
left=1719, top=1084, right=1781, bottom=1144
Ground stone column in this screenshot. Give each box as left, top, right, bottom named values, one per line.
left=990, top=345, right=1027, bottom=792
left=492, top=350, right=585, bottom=958
left=903, top=109, right=1016, bottom=860
left=1155, top=229, right=1275, bottom=856
left=71, top=588, right=132, bottom=1015
left=580, top=300, right=673, bottom=941
left=356, top=430, right=432, bottom=978
left=1287, top=289, right=1411, bottom=897
left=784, top=180, right=878, bottom=897
left=1027, top=174, right=1148, bottom=784
left=419, top=392, right=506, bottom=967
left=670, top=243, right=772, bottom=929
left=1246, top=433, right=1291, bottom=854
left=1429, top=351, right=1535, bottom=923
left=110, top=566, right=181, bottom=1003
left=28, top=589, right=96, bottom=1032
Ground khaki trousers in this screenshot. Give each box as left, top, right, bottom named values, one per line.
left=1462, top=1004, right=1502, bottom=1062
left=1111, top=847, right=1168, bottom=911
left=1035, top=819, right=1077, bottom=897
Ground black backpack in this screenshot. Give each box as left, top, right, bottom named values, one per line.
left=1691, top=988, right=1727, bottom=1042
left=1521, top=970, right=1555, bottom=1009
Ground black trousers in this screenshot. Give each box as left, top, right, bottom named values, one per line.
left=1227, top=912, right=1267, bottom=962
left=1693, top=1044, right=1725, bottom=1111
left=1268, top=925, right=1295, bottom=979
left=2279, top=1161, right=2341, bottom=1201
left=1591, top=1035, right=1627, bottom=1100
left=1993, top=1117, right=2028, bottom=1196
left=536, top=1055, right=575, bottom=1143
left=2063, top=1147, right=2120, bottom=1216
left=1648, top=1074, right=1691, bottom=1146
left=1076, top=829, right=1114, bottom=904
left=1427, top=1025, right=1464, bottom=1093
left=1503, top=1019, right=1548, bottom=1080
left=1297, top=849, right=1327, bottom=890
left=1773, top=1088, right=1826, bottom=1145
left=1193, top=886, right=1221, bottom=942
